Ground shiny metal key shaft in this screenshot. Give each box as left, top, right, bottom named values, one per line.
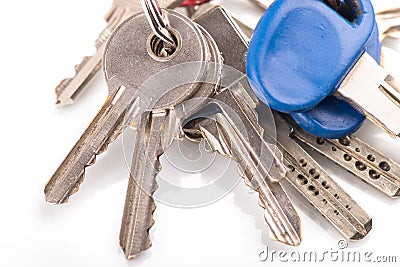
left=273, top=113, right=372, bottom=240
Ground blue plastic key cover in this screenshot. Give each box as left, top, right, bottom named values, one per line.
left=246, top=0, right=376, bottom=113
left=291, top=21, right=381, bottom=139
left=291, top=96, right=365, bottom=138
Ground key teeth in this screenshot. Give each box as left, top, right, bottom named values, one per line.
left=45, top=166, right=87, bottom=205
left=122, top=201, right=157, bottom=260
left=74, top=57, right=91, bottom=72
left=95, top=28, right=112, bottom=50
left=54, top=53, right=99, bottom=106
left=257, top=191, right=302, bottom=247
left=45, top=124, right=122, bottom=205
left=238, top=169, right=302, bottom=246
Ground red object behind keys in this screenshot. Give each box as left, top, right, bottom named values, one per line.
left=181, top=0, right=211, bottom=7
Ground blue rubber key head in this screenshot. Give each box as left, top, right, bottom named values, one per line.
left=247, top=0, right=376, bottom=113
left=291, top=20, right=381, bottom=139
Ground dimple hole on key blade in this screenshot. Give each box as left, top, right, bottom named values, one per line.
left=307, top=185, right=320, bottom=196
left=316, top=137, right=326, bottom=145
left=379, top=161, right=391, bottom=172
left=369, top=170, right=381, bottom=180
left=343, top=154, right=352, bottom=161
left=147, top=29, right=180, bottom=60
left=321, top=181, right=330, bottom=190
left=297, top=174, right=308, bottom=185
left=355, top=161, right=367, bottom=171
left=309, top=168, right=320, bottom=179
left=367, top=154, right=376, bottom=162
left=339, top=136, right=351, bottom=146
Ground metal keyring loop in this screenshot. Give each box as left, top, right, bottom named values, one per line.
left=140, top=0, right=177, bottom=48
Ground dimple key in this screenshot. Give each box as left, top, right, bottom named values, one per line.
left=55, top=0, right=184, bottom=107
left=270, top=112, right=372, bottom=240
left=184, top=6, right=301, bottom=246
left=186, top=82, right=301, bottom=246
left=45, top=10, right=209, bottom=205
left=247, top=0, right=400, bottom=138
left=118, top=16, right=222, bottom=259
left=292, top=127, right=400, bottom=198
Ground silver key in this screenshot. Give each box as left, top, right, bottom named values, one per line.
left=184, top=6, right=301, bottom=247
left=186, top=83, right=301, bottom=246
left=55, top=0, right=184, bottom=106
left=292, top=128, right=400, bottom=198
left=271, top=113, right=372, bottom=240
left=119, top=16, right=223, bottom=259
left=45, top=10, right=212, bottom=205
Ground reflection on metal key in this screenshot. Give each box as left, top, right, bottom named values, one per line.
left=55, top=0, right=184, bottom=106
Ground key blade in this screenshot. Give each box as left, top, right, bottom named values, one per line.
left=293, top=129, right=400, bottom=198
left=218, top=84, right=286, bottom=181
left=273, top=113, right=372, bottom=240
left=45, top=85, right=138, bottom=204
left=120, top=111, right=168, bottom=259
left=336, top=53, right=400, bottom=138
left=212, top=113, right=301, bottom=246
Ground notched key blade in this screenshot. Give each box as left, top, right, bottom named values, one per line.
left=119, top=112, right=167, bottom=259
left=45, top=85, right=137, bottom=204
left=210, top=114, right=301, bottom=246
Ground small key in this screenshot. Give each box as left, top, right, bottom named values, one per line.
left=247, top=0, right=400, bottom=139
left=185, top=82, right=302, bottom=246
left=184, top=6, right=301, bottom=247
left=120, top=15, right=223, bottom=259
left=55, top=0, right=184, bottom=106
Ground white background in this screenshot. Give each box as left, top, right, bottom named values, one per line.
left=1, top=0, right=400, bottom=266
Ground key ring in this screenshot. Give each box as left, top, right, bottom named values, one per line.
left=140, top=0, right=176, bottom=48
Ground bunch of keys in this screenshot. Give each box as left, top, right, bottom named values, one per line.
left=45, top=0, right=400, bottom=261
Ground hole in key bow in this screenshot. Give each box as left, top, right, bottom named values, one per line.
left=148, top=30, right=180, bottom=59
